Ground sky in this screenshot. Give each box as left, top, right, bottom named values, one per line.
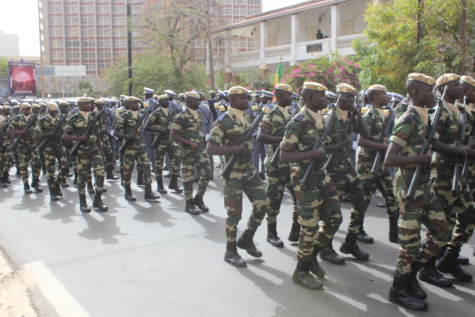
left=0, top=0, right=309, bottom=57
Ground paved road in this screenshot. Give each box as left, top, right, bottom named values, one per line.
left=1, top=166, right=474, bottom=317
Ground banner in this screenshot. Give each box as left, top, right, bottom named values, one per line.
left=9, top=62, right=36, bottom=96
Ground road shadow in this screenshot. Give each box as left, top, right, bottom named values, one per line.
left=78, top=212, right=126, bottom=244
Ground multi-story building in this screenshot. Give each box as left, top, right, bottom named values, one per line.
left=0, top=30, right=20, bottom=56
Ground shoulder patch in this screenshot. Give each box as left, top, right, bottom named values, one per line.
left=402, top=112, right=415, bottom=124
left=217, top=112, right=228, bottom=122
left=294, top=113, right=304, bottom=122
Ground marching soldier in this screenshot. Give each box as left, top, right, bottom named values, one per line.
left=171, top=91, right=212, bottom=215
left=252, top=91, right=273, bottom=179
left=207, top=86, right=270, bottom=267
left=257, top=83, right=299, bottom=247
left=95, top=99, right=119, bottom=181
left=384, top=73, right=451, bottom=311
left=7, top=102, right=43, bottom=194
left=145, top=95, right=182, bottom=194
left=114, top=96, right=160, bottom=202
left=142, top=87, right=158, bottom=168
left=1, top=105, right=14, bottom=185
left=63, top=97, right=108, bottom=212
left=34, top=102, right=68, bottom=201
left=356, top=84, right=399, bottom=243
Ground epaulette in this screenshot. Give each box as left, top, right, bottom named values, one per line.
left=294, top=113, right=305, bottom=122
left=402, top=111, right=415, bottom=124
left=217, top=112, right=228, bottom=122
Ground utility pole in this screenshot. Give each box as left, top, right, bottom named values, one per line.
left=37, top=0, right=45, bottom=98
left=127, top=1, right=133, bottom=96
left=206, top=0, right=216, bottom=89
left=461, top=0, right=467, bottom=74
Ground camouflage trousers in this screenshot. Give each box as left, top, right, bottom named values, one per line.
left=432, top=167, right=475, bottom=247
left=393, top=170, right=451, bottom=274
left=264, top=160, right=297, bottom=224
left=0, top=144, right=14, bottom=174
left=222, top=164, right=268, bottom=242
left=44, top=145, right=68, bottom=190
left=76, top=148, right=105, bottom=195
left=122, top=145, right=152, bottom=185
left=155, top=141, right=181, bottom=178
left=181, top=149, right=211, bottom=201
left=293, top=172, right=342, bottom=261
left=17, top=145, right=42, bottom=183
left=102, top=139, right=115, bottom=170
left=329, top=168, right=368, bottom=234
left=357, top=161, right=399, bottom=219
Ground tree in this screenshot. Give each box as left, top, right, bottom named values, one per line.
left=78, top=80, right=94, bottom=96
left=354, top=0, right=475, bottom=93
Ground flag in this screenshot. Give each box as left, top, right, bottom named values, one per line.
left=274, top=60, right=284, bottom=86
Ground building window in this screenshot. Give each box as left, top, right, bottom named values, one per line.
left=82, top=29, right=95, bottom=36
left=51, top=51, right=64, bottom=60
left=248, top=8, right=260, bottom=15
left=113, top=17, right=125, bottom=25
left=234, top=0, right=246, bottom=4
left=82, top=51, right=96, bottom=59
left=50, top=40, right=63, bottom=48
left=81, top=5, right=95, bottom=14
left=98, top=17, right=111, bottom=25
left=65, top=5, right=78, bottom=13
left=66, top=52, right=80, bottom=59
left=82, top=40, right=95, bottom=48
left=238, top=40, right=248, bottom=49
left=248, top=41, right=254, bottom=49
left=113, top=40, right=126, bottom=47
left=222, top=8, right=231, bottom=16
left=131, top=5, right=141, bottom=14
left=49, top=17, right=62, bottom=25
left=81, top=17, right=95, bottom=25
left=86, top=64, right=97, bottom=72
left=65, top=28, right=79, bottom=36
left=98, top=40, right=112, bottom=48
left=98, top=63, right=109, bottom=71
left=112, top=6, right=126, bottom=14
left=97, top=6, right=111, bottom=14
left=235, top=8, right=247, bottom=16
left=66, top=40, right=80, bottom=48
left=65, top=17, right=79, bottom=25
left=50, top=28, right=64, bottom=37
left=248, top=0, right=260, bottom=4
left=48, top=5, right=62, bottom=13
left=221, top=0, right=232, bottom=4
left=97, top=28, right=112, bottom=36
left=98, top=51, right=112, bottom=59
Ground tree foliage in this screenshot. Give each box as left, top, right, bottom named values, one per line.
left=354, top=0, right=475, bottom=93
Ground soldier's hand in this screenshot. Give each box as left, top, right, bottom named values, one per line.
left=467, top=148, right=475, bottom=159
left=125, top=134, right=136, bottom=140
left=313, top=147, right=326, bottom=160
left=190, top=142, right=200, bottom=150
left=350, top=104, right=360, bottom=115
left=235, top=143, right=249, bottom=156
left=343, top=131, right=352, bottom=147
left=77, top=135, right=88, bottom=142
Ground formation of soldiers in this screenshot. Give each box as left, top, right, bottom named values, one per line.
left=0, top=74, right=474, bottom=312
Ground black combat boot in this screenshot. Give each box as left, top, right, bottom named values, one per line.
left=49, top=186, right=59, bottom=201
left=437, top=245, right=473, bottom=282
left=185, top=200, right=200, bottom=215
left=106, top=165, right=119, bottom=180
left=124, top=184, right=136, bottom=201
left=144, top=183, right=160, bottom=201
left=237, top=230, right=262, bottom=258
left=156, top=177, right=168, bottom=194
left=168, top=175, right=183, bottom=193
left=266, top=222, right=284, bottom=247
left=310, top=246, right=325, bottom=278
left=409, top=261, right=427, bottom=300
left=288, top=212, right=300, bottom=242
left=31, top=178, right=43, bottom=193
left=79, top=194, right=91, bottom=213
left=388, top=215, right=398, bottom=243
left=224, top=242, right=247, bottom=268
left=61, top=178, right=69, bottom=188
left=3, top=171, right=11, bottom=184
left=388, top=272, right=428, bottom=311
left=418, top=257, right=453, bottom=288
left=24, top=183, right=32, bottom=194
left=55, top=183, right=63, bottom=197
left=356, top=224, right=374, bottom=244
left=0, top=177, right=6, bottom=188
left=320, top=241, right=345, bottom=264
left=92, top=191, right=108, bottom=212
left=292, top=260, right=324, bottom=290
left=137, top=170, right=145, bottom=186
left=193, top=195, right=209, bottom=212
left=340, top=232, right=370, bottom=260
left=87, top=181, right=95, bottom=194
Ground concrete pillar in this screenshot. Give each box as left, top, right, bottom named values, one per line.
left=290, top=14, right=297, bottom=65
left=260, top=22, right=266, bottom=64
left=330, top=5, right=340, bottom=51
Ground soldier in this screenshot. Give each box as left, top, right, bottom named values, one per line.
left=0, top=105, right=14, bottom=185
left=95, top=99, right=118, bottom=181
left=145, top=94, right=182, bottom=194
left=197, top=91, right=215, bottom=178
left=356, top=84, right=399, bottom=243
left=279, top=82, right=343, bottom=290
left=0, top=109, right=12, bottom=187
left=207, top=86, right=269, bottom=267
left=384, top=73, right=451, bottom=311
left=321, top=83, right=372, bottom=264
left=34, top=102, right=68, bottom=201
left=257, top=83, right=299, bottom=247
left=429, top=74, right=475, bottom=283
left=171, top=91, right=212, bottom=215
left=252, top=91, right=273, bottom=179
left=142, top=87, right=158, bottom=168
left=63, top=97, right=108, bottom=212
left=208, top=90, right=218, bottom=120
left=114, top=96, right=160, bottom=202
left=7, top=102, right=43, bottom=194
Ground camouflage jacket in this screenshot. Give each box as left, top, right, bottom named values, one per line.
left=147, top=107, right=175, bottom=146
left=64, top=112, right=99, bottom=151
left=114, top=110, right=145, bottom=146
left=259, top=105, right=291, bottom=168
left=34, top=114, right=65, bottom=148
left=462, top=103, right=475, bottom=175
left=172, top=108, right=204, bottom=154
left=358, top=105, right=389, bottom=163
left=433, top=101, right=461, bottom=171
left=9, top=114, right=38, bottom=147
left=280, top=107, right=329, bottom=180
left=0, top=115, right=10, bottom=145
left=395, top=100, right=409, bottom=121
left=208, top=109, right=253, bottom=168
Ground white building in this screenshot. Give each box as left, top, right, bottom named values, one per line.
left=213, top=0, right=372, bottom=75
left=0, top=30, right=20, bottom=56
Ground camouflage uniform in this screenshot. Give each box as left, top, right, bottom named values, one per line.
left=96, top=107, right=116, bottom=177
left=9, top=114, right=42, bottom=185
left=0, top=114, right=14, bottom=179
left=356, top=106, right=399, bottom=224
left=34, top=114, right=68, bottom=193
left=64, top=112, right=105, bottom=195
left=208, top=109, right=269, bottom=242
left=114, top=110, right=152, bottom=186
left=389, top=106, right=451, bottom=274
left=280, top=108, right=342, bottom=261
left=172, top=108, right=211, bottom=202
left=147, top=107, right=181, bottom=178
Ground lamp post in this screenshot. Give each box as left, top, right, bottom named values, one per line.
left=37, top=0, right=45, bottom=98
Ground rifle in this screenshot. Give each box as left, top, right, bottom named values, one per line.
left=37, top=114, right=68, bottom=151
left=70, top=105, right=108, bottom=157
left=10, top=114, right=38, bottom=151
left=1, top=117, right=14, bottom=132
left=406, top=87, right=446, bottom=200
left=221, top=102, right=271, bottom=180
left=151, top=109, right=177, bottom=148
left=118, top=106, right=151, bottom=155
left=301, top=104, right=338, bottom=189
left=461, top=107, right=475, bottom=179
left=452, top=96, right=467, bottom=194
left=371, top=107, right=396, bottom=175
left=270, top=98, right=303, bottom=166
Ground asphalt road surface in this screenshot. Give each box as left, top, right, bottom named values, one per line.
left=1, top=166, right=474, bottom=317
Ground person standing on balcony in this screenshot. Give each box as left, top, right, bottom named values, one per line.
left=316, top=29, right=324, bottom=40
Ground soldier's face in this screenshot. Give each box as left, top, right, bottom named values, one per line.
left=338, top=93, right=355, bottom=110
left=32, top=108, right=40, bottom=114
left=129, top=101, right=139, bottom=111
left=306, top=91, right=327, bottom=112
left=60, top=105, right=69, bottom=114
left=418, top=85, right=435, bottom=107
left=2, top=109, right=9, bottom=116
left=445, top=81, right=462, bottom=100
left=22, top=108, right=31, bottom=116
left=186, top=98, right=200, bottom=110
left=96, top=104, right=104, bottom=111
left=78, top=102, right=90, bottom=112
left=230, top=94, right=248, bottom=111
left=276, top=91, right=292, bottom=107
left=255, top=96, right=261, bottom=103
left=49, top=110, right=58, bottom=118
left=159, top=100, right=169, bottom=108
